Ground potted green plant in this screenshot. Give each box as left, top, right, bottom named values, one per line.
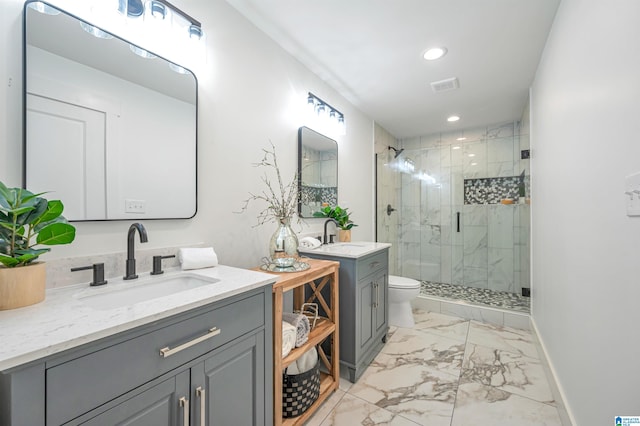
left=313, top=205, right=357, bottom=242
left=0, top=181, right=76, bottom=310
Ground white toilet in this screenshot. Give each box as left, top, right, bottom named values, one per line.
left=388, top=275, right=421, bottom=328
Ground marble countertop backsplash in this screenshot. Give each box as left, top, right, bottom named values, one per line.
left=45, top=244, right=203, bottom=289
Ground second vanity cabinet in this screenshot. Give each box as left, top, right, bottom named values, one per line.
left=0, top=285, right=273, bottom=426
left=301, top=245, right=389, bottom=382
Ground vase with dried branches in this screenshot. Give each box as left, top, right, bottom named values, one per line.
left=238, top=142, right=300, bottom=267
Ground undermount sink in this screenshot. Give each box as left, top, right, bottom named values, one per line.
left=75, top=273, right=220, bottom=310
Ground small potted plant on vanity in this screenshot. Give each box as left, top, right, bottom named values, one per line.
left=313, top=205, right=358, bottom=242
left=0, top=181, right=76, bottom=310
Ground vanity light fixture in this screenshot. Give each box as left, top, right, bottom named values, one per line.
left=306, top=92, right=346, bottom=136
left=447, top=115, right=460, bottom=122
left=423, top=47, right=447, bottom=61
left=70, top=0, right=205, bottom=65
left=147, top=0, right=204, bottom=41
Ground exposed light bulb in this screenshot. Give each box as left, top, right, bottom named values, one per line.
left=130, top=44, right=156, bottom=58
left=79, top=22, right=114, bottom=39
left=28, top=2, right=60, bottom=15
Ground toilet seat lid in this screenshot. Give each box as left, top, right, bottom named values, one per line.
left=388, top=275, right=420, bottom=289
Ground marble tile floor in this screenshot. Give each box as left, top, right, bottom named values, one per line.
left=305, top=308, right=562, bottom=426
left=421, top=281, right=531, bottom=314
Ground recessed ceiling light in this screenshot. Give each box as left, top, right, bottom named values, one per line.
left=456, top=137, right=467, bottom=141
left=447, top=115, right=460, bottom=122
left=468, top=153, right=476, bottom=157
left=423, top=47, right=447, bottom=61
left=452, top=146, right=461, bottom=150
left=471, top=162, right=478, bottom=166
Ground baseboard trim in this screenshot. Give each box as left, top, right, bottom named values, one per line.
left=529, top=316, right=576, bottom=426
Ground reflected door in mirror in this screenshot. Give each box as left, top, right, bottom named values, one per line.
left=24, top=2, right=197, bottom=220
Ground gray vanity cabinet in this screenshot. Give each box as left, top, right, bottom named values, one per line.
left=80, top=370, right=189, bottom=426
left=0, top=286, right=273, bottom=426
left=192, top=331, right=267, bottom=426
left=302, top=248, right=389, bottom=382
left=358, top=268, right=387, bottom=356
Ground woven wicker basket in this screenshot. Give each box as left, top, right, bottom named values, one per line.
left=282, top=361, right=320, bottom=418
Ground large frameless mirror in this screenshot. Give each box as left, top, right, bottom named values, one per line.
left=23, top=0, right=197, bottom=220
left=298, top=126, right=338, bottom=217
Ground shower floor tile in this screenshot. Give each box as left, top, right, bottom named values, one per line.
left=420, top=281, right=530, bottom=313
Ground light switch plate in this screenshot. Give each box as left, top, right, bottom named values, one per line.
left=125, top=199, right=146, bottom=214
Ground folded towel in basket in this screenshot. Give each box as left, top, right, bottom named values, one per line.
left=177, top=247, right=218, bottom=270
left=282, top=312, right=310, bottom=347
left=286, top=347, right=318, bottom=375
left=282, top=321, right=297, bottom=358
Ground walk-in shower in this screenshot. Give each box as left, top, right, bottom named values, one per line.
left=376, top=122, right=531, bottom=312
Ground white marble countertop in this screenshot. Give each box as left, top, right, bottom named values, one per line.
left=0, top=265, right=277, bottom=371
left=298, top=241, right=391, bottom=259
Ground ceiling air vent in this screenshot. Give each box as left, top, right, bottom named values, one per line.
left=430, top=77, right=459, bottom=93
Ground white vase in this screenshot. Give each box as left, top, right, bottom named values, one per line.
left=269, top=217, right=299, bottom=268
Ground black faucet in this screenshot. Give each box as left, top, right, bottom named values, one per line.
left=124, top=223, right=148, bottom=280
left=323, top=219, right=338, bottom=245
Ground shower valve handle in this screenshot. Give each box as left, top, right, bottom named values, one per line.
left=386, top=204, right=396, bottom=216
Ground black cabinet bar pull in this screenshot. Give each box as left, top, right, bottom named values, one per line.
left=456, top=212, right=461, bottom=233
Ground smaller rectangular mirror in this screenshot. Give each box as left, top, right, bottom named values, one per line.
left=298, top=127, right=338, bottom=217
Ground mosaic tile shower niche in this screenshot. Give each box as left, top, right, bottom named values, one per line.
left=376, top=122, right=531, bottom=297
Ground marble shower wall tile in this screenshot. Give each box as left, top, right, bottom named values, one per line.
left=463, top=204, right=488, bottom=226
left=488, top=248, right=515, bottom=293
left=488, top=137, right=514, bottom=164
left=463, top=141, right=488, bottom=179
left=451, top=245, right=464, bottom=285
left=463, top=266, right=488, bottom=289
left=463, top=226, right=488, bottom=268
left=486, top=122, right=515, bottom=139
left=488, top=205, right=514, bottom=249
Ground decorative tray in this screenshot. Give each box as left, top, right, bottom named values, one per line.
left=260, top=260, right=310, bottom=273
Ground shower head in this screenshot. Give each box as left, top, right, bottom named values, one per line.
left=388, top=146, right=405, bottom=158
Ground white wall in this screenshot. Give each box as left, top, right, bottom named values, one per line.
left=0, top=0, right=375, bottom=268
left=531, top=0, right=640, bottom=424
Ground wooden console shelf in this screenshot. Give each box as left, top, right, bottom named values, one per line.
left=256, top=259, right=340, bottom=426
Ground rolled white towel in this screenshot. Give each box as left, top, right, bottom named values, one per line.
left=286, top=347, right=318, bottom=375
left=282, top=312, right=310, bottom=347
left=282, top=321, right=297, bottom=358
left=178, top=247, right=218, bottom=270
left=298, top=236, right=321, bottom=250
